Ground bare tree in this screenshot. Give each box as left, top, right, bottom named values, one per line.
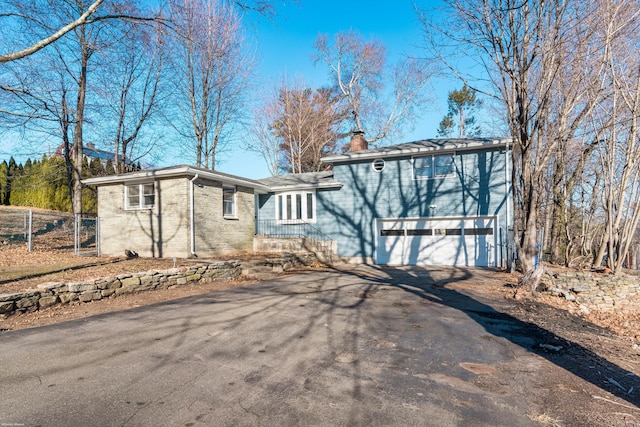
left=0, top=0, right=104, bottom=63
left=590, top=2, right=640, bottom=271
left=421, top=0, right=616, bottom=279
left=249, top=96, right=282, bottom=176
left=96, top=15, right=166, bottom=172
left=168, top=0, right=255, bottom=170
left=247, top=77, right=346, bottom=175
left=313, top=30, right=433, bottom=146
left=0, top=0, right=163, bottom=214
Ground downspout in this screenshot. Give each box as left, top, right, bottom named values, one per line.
left=190, top=174, right=199, bottom=257
left=504, top=140, right=511, bottom=271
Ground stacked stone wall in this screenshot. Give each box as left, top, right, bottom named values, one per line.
left=0, top=253, right=319, bottom=318
left=548, top=271, right=640, bottom=313
left=0, top=262, right=240, bottom=318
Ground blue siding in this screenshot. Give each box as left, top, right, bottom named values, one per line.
left=257, top=147, right=511, bottom=261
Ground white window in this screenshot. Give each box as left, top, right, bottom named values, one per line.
left=413, top=154, right=455, bottom=180
left=223, top=186, right=236, bottom=218
left=125, top=182, right=154, bottom=210
left=276, top=191, right=315, bottom=223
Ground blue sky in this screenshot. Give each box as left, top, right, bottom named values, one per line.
left=2, top=0, right=468, bottom=179
left=216, top=0, right=462, bottom=179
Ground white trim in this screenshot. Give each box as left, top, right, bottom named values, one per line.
left=83, top=165, right=270, bottom=193
left=223, top=185, right=237, bottom=219
left=124, top=182, right=155, bottom=210
left=412, top=153, right=456, bottom=180
left=268, top=182, right=342, bottom=192
left=321, top=138, right=510, bottom=163
left=275, top=190, right=316, bottom=224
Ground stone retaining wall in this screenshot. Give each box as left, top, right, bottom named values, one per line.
left=0, top=261, right=242, bottom=318
left=548, top=271, right=640, bottom=313
left=0, top=252, right=323, bottom=319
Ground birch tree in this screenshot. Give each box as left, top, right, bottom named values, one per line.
left=313, top=30, right=433, bottom=146
left=0, top=0, right=104, bottom=63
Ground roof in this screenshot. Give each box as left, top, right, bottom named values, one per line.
left=321, top=137, right=511, bottom=163
left=256, top=171, right=343, bottom=191
left=82, top=165, right=271, bottom=193
left=52, top=142, right=134, bottom=165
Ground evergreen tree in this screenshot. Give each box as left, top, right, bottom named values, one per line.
left=437, top=84, right=483, bottom=138
left=105, top=159, right=116, bottom=175
left=0, top=161, right=7, bottom=205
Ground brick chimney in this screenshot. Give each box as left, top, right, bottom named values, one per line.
left=350, top=131, right=368, bottom=152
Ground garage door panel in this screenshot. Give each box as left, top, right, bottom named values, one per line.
left=376, top=217, right=496, bottom=267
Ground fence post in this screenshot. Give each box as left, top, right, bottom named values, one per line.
left=27, top=209, right=33, bottom=252
left=96, top=217, right=100, bottom=257
left=74, top=214, right=79, bottom=256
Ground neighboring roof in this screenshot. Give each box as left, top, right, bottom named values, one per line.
left=82, top=165, right=271, bottom=193
left=256, top=171, right=343, bottom=192
left=82, top=145, right=119, bottom=162
left=321, top=137, right=511, bottom=164
left=52, top=142, right=133, bottom=164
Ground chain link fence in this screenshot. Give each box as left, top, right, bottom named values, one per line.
left=0, top=207, right=97, bottom=255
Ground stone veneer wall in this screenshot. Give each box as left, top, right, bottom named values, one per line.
left=548, top=271, right=640, bottom=313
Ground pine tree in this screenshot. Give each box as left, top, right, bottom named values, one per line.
left=437, top=84, right=483, bottom=138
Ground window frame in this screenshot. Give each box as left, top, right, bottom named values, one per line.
left=412, top=153, right=456, bottom=180
left=124, top=182, right=155, bottom=210
left=222, top=185, right=237, bottom=219
left=275, top=190, right=316, bottom=224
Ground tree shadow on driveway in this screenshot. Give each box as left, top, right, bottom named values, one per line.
left=333, top=264, right=640, bottom=409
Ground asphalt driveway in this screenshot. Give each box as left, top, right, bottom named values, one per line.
left=0, top=266, right=634, bottom=426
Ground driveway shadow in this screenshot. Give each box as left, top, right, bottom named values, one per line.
left=333, top=264, right=640, bottom=408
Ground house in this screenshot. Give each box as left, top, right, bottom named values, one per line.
left=255, top=134, right=512, bottom=267
left=52, top=142, right=134, bottom=169
left=83, top=135, right=512, bottom=267
left=82, top=165, right=269, bottom=258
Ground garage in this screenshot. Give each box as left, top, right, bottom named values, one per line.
left=375, top=216, right=497, bottom=267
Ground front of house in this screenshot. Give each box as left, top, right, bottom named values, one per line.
left=256, top=136, right=512, bottom=267
left=84, top=136, right=512, bottom=266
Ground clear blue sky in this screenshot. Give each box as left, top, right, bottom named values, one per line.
left=215, top=0, right=461, bottom=179
left=2, top=0, right=466, bottom=179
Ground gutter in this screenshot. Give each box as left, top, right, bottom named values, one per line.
left=190, top=174, right=199, bottom=257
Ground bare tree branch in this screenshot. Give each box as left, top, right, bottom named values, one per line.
left=0, top=0, right=104, bottom=63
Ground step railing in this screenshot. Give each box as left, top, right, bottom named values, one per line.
left=255, top=219, right=334, bottom=242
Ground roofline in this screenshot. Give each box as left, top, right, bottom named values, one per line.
left=82, top=165, right=271, bottom=193
left=321, top=137, right=511, bottom=164
left=268, top=182, right=343, bottom=192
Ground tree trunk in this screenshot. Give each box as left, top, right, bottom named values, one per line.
left=72, top=35, right=89, bottom=216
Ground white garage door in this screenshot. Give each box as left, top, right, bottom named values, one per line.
left=375, top=217, right=496, bottom=267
